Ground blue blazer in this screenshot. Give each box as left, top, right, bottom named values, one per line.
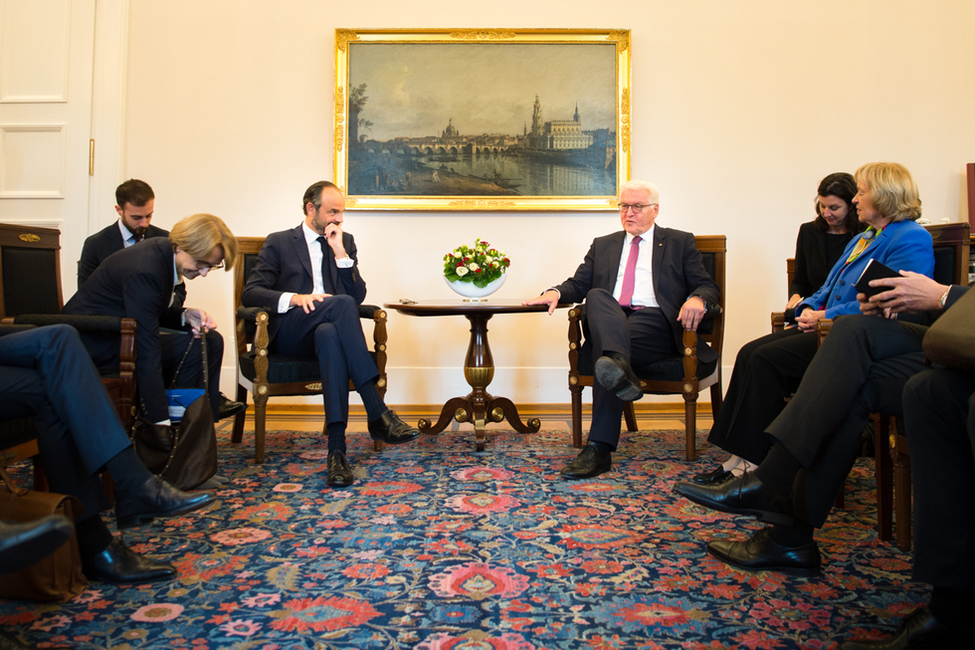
left=797, top=220, right=934, bottom=319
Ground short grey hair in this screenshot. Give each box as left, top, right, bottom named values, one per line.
left=618, top=180, right=659, bottom=205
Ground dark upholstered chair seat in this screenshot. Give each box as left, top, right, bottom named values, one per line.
left=238, top=350, right=380, bottom=385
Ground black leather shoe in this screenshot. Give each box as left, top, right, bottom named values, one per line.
left=0, top=515, right=73, bottom=573
left=595, top=355, right=643, bottom=401
left=674, top=472, right=796, bottom=526
left=560, top=443, right=612, bottom=479
left=368, top=410, right=420, bottom=444
left=218, top=394, right=246, bottom=421
left=706, top=527, right=820, bottom=576
left=115, top=476, right=216, bottom=529
left=839, top=607, right=973, bottom=649
left=327, top=450, right=355, bottom=487
left=82, top=537, right=176, bottom=583
left=691, top=465, right=733, bottom=485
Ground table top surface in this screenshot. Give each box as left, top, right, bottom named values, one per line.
left=384, top=299, right=570, bottom=317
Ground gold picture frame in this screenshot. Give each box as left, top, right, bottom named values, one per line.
left=334, top=28, right=631, bottom=211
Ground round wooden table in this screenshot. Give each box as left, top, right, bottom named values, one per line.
left=384, top=299, right=567, bottom=451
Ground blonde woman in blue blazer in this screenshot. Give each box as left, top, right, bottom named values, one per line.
left=694, top=162, right=933, bottom=483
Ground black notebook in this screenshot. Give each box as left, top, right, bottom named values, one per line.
left=854, top=259, right=902, bottom=297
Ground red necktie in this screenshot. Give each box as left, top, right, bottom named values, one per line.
left=618, top=235, right=642, bottom=308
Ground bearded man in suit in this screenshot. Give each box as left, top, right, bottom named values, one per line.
left=78, top=179, right=169, bottom=288
left=241, top=181, right=419, bottom=488
left=524, top=179, right=720, bottom=479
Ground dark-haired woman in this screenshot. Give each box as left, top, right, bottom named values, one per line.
left=787, top=172, right=865, bottom=310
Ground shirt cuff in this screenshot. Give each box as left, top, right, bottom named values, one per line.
left=278, top=292, right=295, bottom=313
left=336, top=257, right=353, bottom=269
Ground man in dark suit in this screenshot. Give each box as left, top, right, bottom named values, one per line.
left=524, top=180, right=720, bottom=479
left=1, top=324, right=214, bottom=582
left=241, top=181, right=419, bottom=487
left=675, top=272, right=974, bottom=618
left=78, top=179, right=170, bottom=288
left=63, top=213, right=237, bottom=431
left=76, top=180, right=242, bottom=421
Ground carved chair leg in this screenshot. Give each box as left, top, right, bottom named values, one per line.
left=570, top=385, right=583, bottom=448
left=893, top=442, right=912, bottom=551
left=253, top=392, right=268, bottom=464
left=623, top=402, right=638, bottom=433
left=875, top=415, right=894, bottom=542
left=683, top=392, right=698, bottom=462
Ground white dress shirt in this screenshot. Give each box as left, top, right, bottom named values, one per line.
left=612, top=226, right=659, bottom=308
left=277, top=223, right=353, bottom=313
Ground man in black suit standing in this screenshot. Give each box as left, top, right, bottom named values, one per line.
left=524, top=180, right=720, bottom=479
left=242, top=181, right=419, bottom=487
left=64, top=213, right=237, bottom=431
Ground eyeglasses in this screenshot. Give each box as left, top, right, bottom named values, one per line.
left=618, top=203, right=656, bottom=213
left=195, top=259, right=224, bottom=271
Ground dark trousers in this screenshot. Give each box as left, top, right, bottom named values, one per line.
left=765, top=315, right=927, bottom=527
left=904, top=367, right=975, bottom=590
left=707, top=328, right=817, bottom=463
left=584, top=288, right=679, bottom=447
left=0, top=325, right=131, bottom=520
left=272, top=295, right=378, bottom=426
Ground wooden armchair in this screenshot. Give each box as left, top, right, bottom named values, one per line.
left=568, top=235, right=726, bottom=461
left=231, top=237, right=389, bottom=464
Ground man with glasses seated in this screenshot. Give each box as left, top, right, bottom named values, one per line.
left=63, top=213, right=240, bottom=430
left=523, top=180, right=719, bottom=479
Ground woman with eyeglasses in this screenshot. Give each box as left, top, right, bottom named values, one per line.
left=692, top=163, right=933, bottom=485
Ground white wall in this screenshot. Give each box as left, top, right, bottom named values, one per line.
left=97, top=0, right=975, bottom=405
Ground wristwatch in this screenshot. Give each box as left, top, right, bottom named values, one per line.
left=940, top=286, right=952, bottom=308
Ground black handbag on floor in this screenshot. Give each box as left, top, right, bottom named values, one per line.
left=131, top=335, right=218, bottom=490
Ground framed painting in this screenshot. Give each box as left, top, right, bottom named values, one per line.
left=334, top=28, right=631, bottom=211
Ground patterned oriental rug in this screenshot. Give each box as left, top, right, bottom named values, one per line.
left=0, top=428, right=923, bottom=649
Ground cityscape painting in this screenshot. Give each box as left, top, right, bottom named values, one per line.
left=334, top=29, right=631, bottom=211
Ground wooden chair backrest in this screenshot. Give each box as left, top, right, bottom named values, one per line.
left=0, top=224, right=62, bottom=319
left=233, top=237, right=267, bottom=356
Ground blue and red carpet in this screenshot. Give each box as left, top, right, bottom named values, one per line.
left=1, top=427, right=922, bottom=648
